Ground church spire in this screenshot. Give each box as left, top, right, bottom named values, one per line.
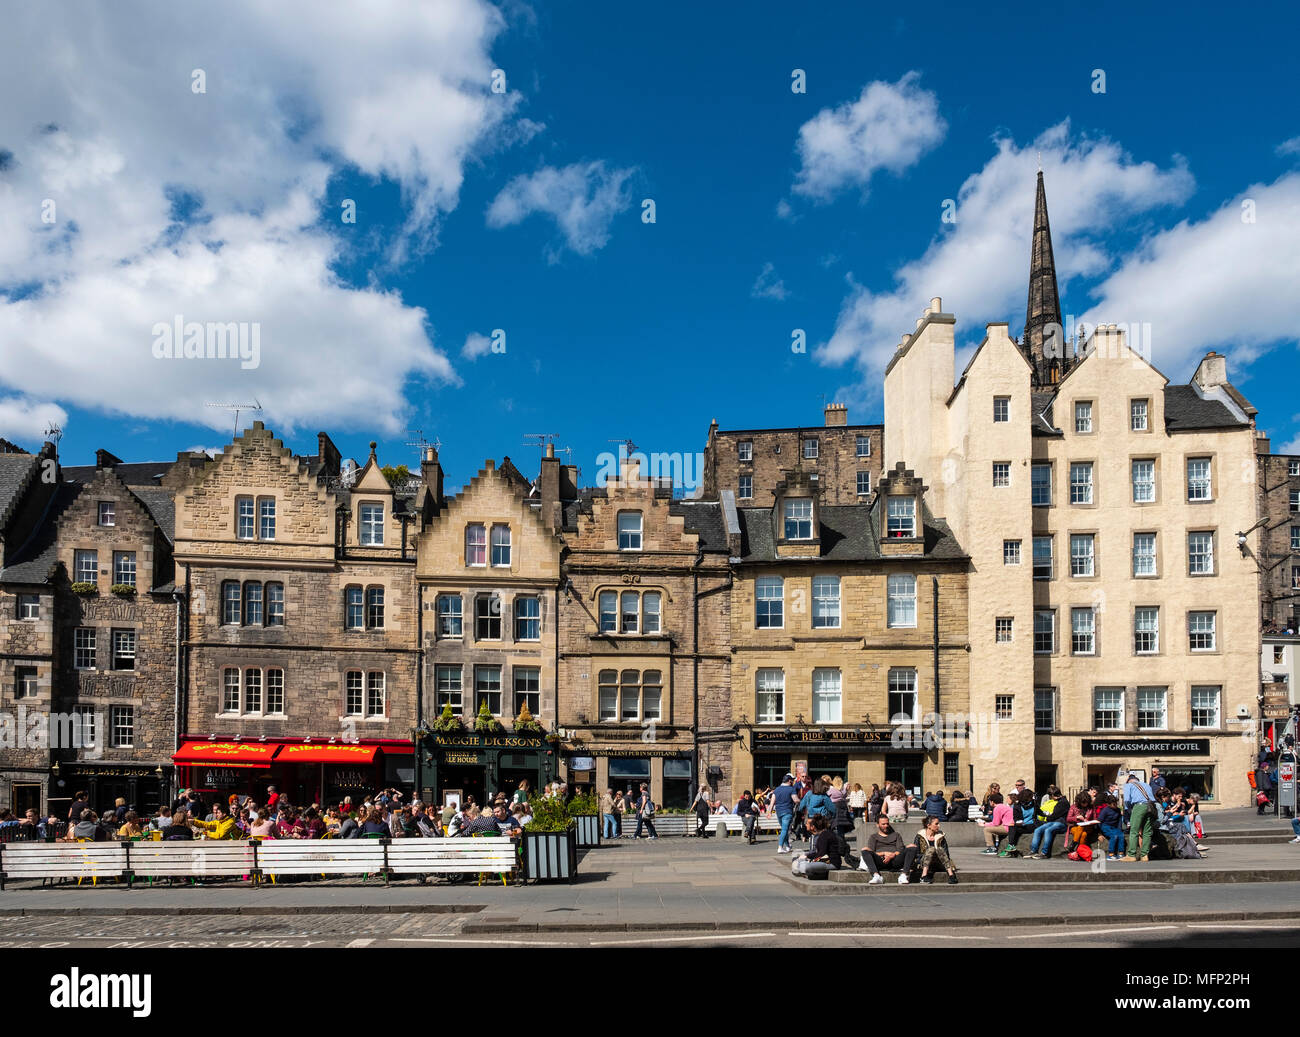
left=1023, top=170, right=1065, bottom=387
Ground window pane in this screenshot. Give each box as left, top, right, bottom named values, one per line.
left=618, top=512, right=643, bottom=550
left=466, top=524, right=486, bottom=565
left=812, top=668, right=841, bottom=724
left=755, top=576, right=783, bottom=628
left=1070, top=462, right=1093, bottom=504
left=475, top=666, right=501, bottom=715
left=491, top=524, right=511, bottom=566
left=112, top=551, right=136, bottom=587
left=642, top=670, right=662, bottom=721
left=887, top=668, right=917, bottom=723
left=886, top=497, right=915, bottom=537
left=514, top=596, right=540, bottom=640
left=222, top=581, right=242, bottom=624
left=620, top=669, right=640, bottom=722
left=244, top=581, right=263, bottom=625
left=1070, top=534, right=1094, bottom=577
left=367, top=672, right=385, bottom=717
left=1034, top=611, right=1055, bottom=654
left=812, top=575, right=840, bottom=628
left=346, top=671, right=364, bottom=715
left=259, top=497, right=276, bottom=540
left=783, top=498, right=813, bottom=540
left=1137, top=687, right=1167, bottom=730
left=1071, top=608, right=1094, bottom=654
left=513, top=667, right=541, bottom=717
left=436, top=665, right=463, bottom=713
left=1033, top=536, right=1053, bottom=580
left=1094, top=688, right=1123, bottom=730
left=1133, top=533, right=1156, bottom=576
left=244, top=668, right=262, bottom=713
left=360, top=503, right=384, bottom=546
left=1031, top=465, right=1052, bottom=506
left=1188, top=532, right=1214, bottom=575
left=1034, top=688, right=1055, bottom=732
left=599, top=590, right=617, bottom=633
left=642, top=592, right=661, bottom=634
left=598, top=670, right=618, bottom=721
left=756, top=668, right=784, bottom=723
left=1132, top=460, right=1155, bottom=503
left=266, top=583, right=284, bottom=626
left=266, top=669, right=284, bottom=714
left=1187, top=458, right=1211, bottom=500
left=1135, top=607, right=1159, bottom=653
left=887, top=574, right=916, bottom=628
left=237, top=497, right=254, bottom=539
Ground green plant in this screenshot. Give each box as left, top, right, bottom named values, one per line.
left=430, top=703, right=464, bottom=733
left=658, top=807, right=691, bottom=814
left=110, top=583, right=136, bottom=595
left=566, top=792, right=600, bottom=817
left=523, top=796, right=573, bottom=833
left=473, top=700, right=504, bottom=734
left=513, top=702, right=544, bottom=735
left=70, top=582, right=97, bottom=595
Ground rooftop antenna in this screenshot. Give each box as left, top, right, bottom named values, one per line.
left=523, top=433, right=559, bottom=458
left=607, top=438, right=638, bottom=456
left=404, top=429, right=438, bottom=464
left=43, top=422, right=63, bottom=449
left=205, top=398, right=262, bottom=438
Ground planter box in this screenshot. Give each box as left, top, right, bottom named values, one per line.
left=523, top=826, right=578, bottom=883
left=571, top=813, right=601, bottom=848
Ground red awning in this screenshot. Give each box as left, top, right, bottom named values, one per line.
left=273, top=743, right=378, bottom=765
left=172, top=741, right=279, bottom=768
left=377, top=743, right=414, bottom=755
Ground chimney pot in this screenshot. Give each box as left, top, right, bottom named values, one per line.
left=930, top=296, right=942, bottom=312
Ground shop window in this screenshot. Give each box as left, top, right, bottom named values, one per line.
left=662, top=758, right=692, bottom=810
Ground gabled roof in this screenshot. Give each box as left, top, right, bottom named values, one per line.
left=0, top=451, right=40, bottom=532
left=129, top=487, right=176, bottom=542
left=62, top=461, right=173, bottom=486
left=0, top=482, right=82, bottom=584
left=734, top=502, right=966, bottom=563
left=1163, top=384, right=1252, bottom=432
left=668, top=500, right=728, bottom=552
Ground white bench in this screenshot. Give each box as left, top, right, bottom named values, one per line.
left=0, top=841, right=129, bottom=888
left=256, top=840, right=387, bottom=882
left=127, top=841, right=257, bottom=883
left=617, top=815, right=781, bottom=837
left=388, top=837, right=518, bottom=885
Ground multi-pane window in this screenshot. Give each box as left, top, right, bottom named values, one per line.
left=97, top=501, right=115, bottom=526
left=514, top=596, right=541, bottom=640
left=1034, top=687, right=1055, bottom=732
left=1292, top=490, right=1300, bottom=514
left=1187, top=458, right=1212, bottom=501
left=110, top=706, right=134, bottom=748
left=856, top=435, right=872, bottom=457
left=236, top=497, right=255, bottom=540
left=475, top=666, right=501, bottom=715
left=812, top=575, right=841, bottom=629
left=888, top=668, right=918, bottom=723
left=995, top=695, right=1014, bottom=720
left=1070, top=534, right=1095, bottom=577
left=598, top=669, right=618, bottom=722
left=1189, top=611, right=1216, bottom=651
left=223, top=668, right=241, bottom=713
left=756, top=668, right=785, bottom=723
left=621, top=669, right=639, bottom=722
left=359, top=503, right=384, bottom=546
left=346, top=671, right=364, bottom=716
left=222, top=581, right=241, bottom=625
left=266, top=669, right=284, bottom=714
left=258, top=497, right=276, bottom=540
left=1071, top=608, right=1095, bottom=655
left=365, top=587, right=384, bottom=629
left=599, top=590, right=617, bottom=633
left=618, top=512, right=643, bottom=551
left=514, top=667, right=540, bottom=717
left=266, top=582, right=284, bottom=626
left=1031, top=464, right=1052, bottom=506
left=739, top=475, right=752, bottom=499
left=738, top=440, right=753, bottom=462
left=1292, top=566, right=1299, bottom=590
left=1131, top=399, right=1149, bottom=431
left=1291, top=526, right=1300, bottom=551
left=886, top=497, right=916, bottom=538
left=1137, top=687, right=1167, bottom=730
left=112, top=551, right=136, bottom=587
left=438, top=595, right=463, bottom=637
left=606, top=668, right=662, bottom=723
left=812, top=668, right=842, bottom=724
left=993, top=396, right=1010, bottom=423
left=755, top=577, right=783, bottom=628
left=367, top=672, right=385, bottom=717
left=1033, top=610, right=1055, bottom=654
left=1094, top=688, right=1124, bottom=730
left=643, top=591, right=662, bottom=634
left=1074, top=401, right=1093, bottom=434
left=1191, top=686, right=1221, bottom=728
left=1004, top=540, right=1022, bottom=565
left=475, top=594, right=501, bottom=640
left=856, top=472, right=871, bottom=497
left=74, top=549, right=98, bottom=584
left=641, top=670, right=663, bottom=721
left=883, top=574, right=917, bottom=630
left=465, top=524, right=486, bottom=566
left=995, top=617, right=1013, bottom=643
left=244, top=581, right=263, bottom=625
left=18, top=594, right=39, bottom=620
left=1032, top=536, right=1054, bottom=580
left=111, top=628, right=135, bottom=670
left=345, top=586, right=365, bottom=629
left=1188, top=531, right=1214, bottom=575
left=490, top=524, right=511, bottom=566
left=944, top=752, right=960, bottom=786
left=1134, top=607, right=1160, bottom=654
left=620, top=591, right=639, bottom=634
left=436, top=666, right=463, bottom=713
left=803, top=438, right=819, bottom=460
left=1070, top=462, right=1093, bottom=505
left=243, top=668, right=262, bottom=712
left=783, top=498, right=813, bottom=539
left=73, top=705, right=97, bottom=749
left=1291, top=460, right=1300, bottom=477
left=1133, top=533, right=1156, bottom=577
left=74, top=628, right=96, bottom=669
left=1132, top=460, right=1155, bottom=503
left=15, top=666, right=37, bottom=698
left=992, top=462, right=1010, bottom=487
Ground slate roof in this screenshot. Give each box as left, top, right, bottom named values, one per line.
left=1031, top=392, right=1062, bottom=436
left=669, top=500, right=728, bottom=552
left=735, top=502, right=966, bottom=563
left=0, top=452, right=39, bottom=530
left=0, top=482, right=82, bottom=584
left=62, top=461, right=173, bottom=486
left=1163, top=384, right=1251, bottom=432
left=129, top=487, right=176, bottom=542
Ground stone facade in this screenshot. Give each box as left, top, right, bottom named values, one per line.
left=1255, top=435, right=1300, bottom=632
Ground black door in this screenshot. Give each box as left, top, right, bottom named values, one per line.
left=885, top=754, right=925, bottom=797
left=441, top=765, right=486, bottom=810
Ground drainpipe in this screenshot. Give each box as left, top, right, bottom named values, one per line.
left=932, top=576, right=940, bottom=718
left=415, top=581, right=424, bottom=798
left=692, top=549, right=702, bottom=801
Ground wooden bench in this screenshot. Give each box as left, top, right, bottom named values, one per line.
left=127, top=841, right=257, bottom=884
left=388, top=837, right=518, bottom=886
left=255, top=840, right=387, bottom=883
left=617, top=815, right=781, bottom=837
left=0, top=841, right=129, bottom=889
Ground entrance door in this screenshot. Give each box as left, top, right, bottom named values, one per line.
left=753, top=755, right=788, bottom=794
left=11, top=783, right=40, bottom=816
left=1086, top=765, right=1119, bottom=791
left=886, top=754, right=925, bottom=797
left=441, top=766, right=486, bottom=809
left=806, top=755, right=849, bottom=783
left=1035, top=764, right=1058, bottom=794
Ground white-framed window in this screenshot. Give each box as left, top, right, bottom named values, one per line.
left=474, top=665, right=501, bottom=716
left=474, top=593, right=501, bottom=640
left=1070, top=462, right=1094, bottom=505
left=359, top=503, right=385, bottom=546
left=1074, top=401, right=1093, bottom=434
left=267, top=582, right=284, bottom=626
left=366, top=671, right=386, bottom=717
left=1031, top=464, right=1052, bottom=506
left=1291, top=526, right=1300, bottom=551
left=803, top=438, right=819, bottom=460
left=1134, top=607, right=1160, bottom=654
left=345, top=586, right=364, bottom=630
left=221, top=581, right=241, bottom=625
left=1131, top=398, right=1149, bottom=431
left=74, top=549, right=98, bottom=584
left=14, top=666, right=37, bottom=699
left=738, top=440, right=753, bottom=462
left=112, top=551, right=136, bottom=588
left=1137, top=687, right=1167, bottom=731
left=73, top=705, right=97, bottom=749
left=856, top=435, right=872, bottom=457
left=643, top=591, right=662, bottom=634
left=436, top=665, right=463, bottom=713
left=643, top=669, right=664, bottom=722
left=1132, top=459, right=1155, bottom=503
left=1070, top=534, right=1095, bottom=577
left=783, top=498, right=813, bottom=539
left=755, top=576, right=783, bottom=629
left=17, top=594, right=39, bottom=620
left=1290, top=460, right=1300, bottom=477
left=438, top=594, right=463, bottom=637
left=739, top=474, right=753, bottom=499
left=617, top=511, right=643, bottom=551
left=887, top=668, right=918, bottom=724
left=514, top=595, right=541, bottom=640
left=886, top=497, right=916, bottom=538
left=1094, top=688, right=1124, bottom=731
left=620, top=590, right=639, bottom=634
left=995, top=694, right=1014, bottom=720
left=258, top=497, right=276, bottom=540
left=1032, top=536, right=1054, bottom=580
left=236, top=497, right=255, bottom=540
left=243, top=581, right=263, bottom=626
left=465, top=523, right=486, bottom=566
left=993, top=396, right=1010, bottom=423
left=1292, top=490, right=1300, bottom=514
left=599, top=590, right=617, bottom=633
left=812, top=575, right=841, bottom=629
left=74, top=627, right=96, bottom=669
left=97, top=501, right=115, bottom=526
left=995, top=617, right=1013, bottom=643
left=514, top=667, right=541, bottom=718
left=886, top=573, right=917, bottom=628
left=856, top=471, right=871, bottom=497
left=812, top=668, right=842, bottom=724
left=109, top=705, right=134, bottom=748
left=1033, top=610, right=1055, bottom=654
left=1191, top=685, right=1221, bottom=728
left=1004, top=539, right=1022, bottom=565
left=1034, top=687, right=1055, bottom=732
left=1189, top=610, right=1216, bottom=651
left=490, top=524, right=511, bottom=566
left=223, top=668, right=241, bottom=713
left=111, top=628, right=135, bottom=671
left=366, top=586, right=385, bottom=629
left=1187, top=457, right=1212, bottom=501
left=993, top=462, right=1010, bottom=487
left=346, top=671, right=364, bottom=715
left=597, top=669, right=618, bottom=722
left=756, top=668, right=785, bottom=723
left=243, top=667, right=262, bottom=713
left=1071, top=607, right=1095, bottom=655
left=1188, top=531, right=1214, bottom=575
left=1133, top=532, right=1157, bottom=577
left=266, top=668, right=285, bottom=714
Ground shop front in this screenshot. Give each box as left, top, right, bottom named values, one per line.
left=422, top=732, right=553, bottom=808
left=53, top=762, right=170, bottom=819
left=1080, top=737, right=1215, bottom=800
left=588, top=748, right=695, bottom=809
left=747, top=728, right=950, bottom=797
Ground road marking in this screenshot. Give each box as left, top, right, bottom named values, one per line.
left=589, top=932, right=775, bottom=947
left=389, top=937, right=572, bottom=947
left=347, top=938, right=376, bottom=947
left=1008, top=925, right=1179, bottom=939
left=789, top=931, right=989, bottom=940
left=1186, top=923, right=1300, bottom=930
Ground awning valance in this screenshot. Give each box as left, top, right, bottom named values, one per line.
left=172, top=741, right=279, bottom=768
left=274, top=743, right=378, bottom=765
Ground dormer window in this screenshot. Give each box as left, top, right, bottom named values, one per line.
left=617, top=511, right=643, bottom=551
left=359, top=503, right=384, bottom=546
left=783, top=498, right=813, bottom=540
left=886, top=497, right=916, bottom=538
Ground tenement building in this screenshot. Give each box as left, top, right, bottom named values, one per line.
left=170, top=423, right=418, bottom=807
left=727, top=464, right=971, bottom=797
left=702, top=403, right=884, bottom=508
left=1254, top=431, right=1300, bottom=633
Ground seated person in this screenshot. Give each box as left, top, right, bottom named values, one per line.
left=979, top=793, right=1013, bottom=853
left=915, top=816, right=958, bottom=884
left=66, top=809, right=105, bottom=842
left=1097, top=794, right=1125, bottom=860
left=1003, top=790, right=1038, bottom=855
left=734, top=791, right=758, bottom=842
left=857, top=814, right=920, bottom=884
left=945, top=790, right=970, bottom=822
left=791, top=815, right=842, bottom=878
left=1065, top=792, right=1100, bottom=859
left=492, top=803, right=522, bottom=840
left=162, top=811, right=194, bottom=839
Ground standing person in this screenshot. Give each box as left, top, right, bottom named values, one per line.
left=692, top=784, right=712, bottom=838
left=633, top=783, right=658, bottom=839
left=512, top=780, right=530, bottom=806
left=1121, top=773, right=1158, bottom=862
left=979, top=793, right=1013, bottom=854
left=770, top=774, right=800, bottom=854
left=601, top=788, right=619, bottom=840
left=867, top=783, right=883, bottom=823
left=66, top=791, right=89, bottom=822
left=848, top=783, right=867, bottom=820
left=915, top=816, right=958, bottom=884
left=1149, top=767, right=1166, bottom=794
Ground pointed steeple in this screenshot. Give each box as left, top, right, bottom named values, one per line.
left=1023, top=170, right=1065, bottom=387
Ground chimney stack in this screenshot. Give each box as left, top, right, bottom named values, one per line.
left=1193, top=351, right=1228, bottom=392
left=824, top=403, right=848, bottom=427
left=420, top=445, right=443, bottom=505
left=538, top=443, right=561, bottom=531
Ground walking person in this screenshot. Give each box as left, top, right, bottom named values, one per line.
left=771, top=773, right=800, bottom=854
left=867, top=783, right=883, bottom=823
left=633, top=783, right=657, bottom=839
left=1121, top=773, right=1158, bottom=862
left=692, top=783, right=712, bottom=838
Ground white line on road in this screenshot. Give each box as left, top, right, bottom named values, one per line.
left=1008, top=925, right=1179, bottom=939
left=789, top=931, right=990, bottom=940
left=347, top=938, right=376, bottom=947
left=1186, top=923, right=1300, bottom=930
left=588, top=932, right=775, bottom=947
left=389, top=937, right=573, bottom=947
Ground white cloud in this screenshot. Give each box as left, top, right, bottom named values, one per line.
left=0, top=0, right=523, bottom=435
left=462, top=332, right=492, bottom=360
left=790, top=72, right=946, bottom=203
left=1277, top=435, right=1300, bottom=454
left=0, top=397, right=67, bottom=444
left=818, top=123, right=1196, bottom=379
left=751, top=262, right=789, bottom=301
left=1278, top=136, right=1300, bottom=157
left=486, top=160, right=635, bottom=258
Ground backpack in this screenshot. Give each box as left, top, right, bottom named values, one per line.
left=643, top=797, right=655, bottom=817
left=1172, top=831, right=1202, bottom=859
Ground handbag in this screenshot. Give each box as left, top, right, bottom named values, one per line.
left=1076, top=843, right=1093, bottom=862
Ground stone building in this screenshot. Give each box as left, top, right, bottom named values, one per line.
left=728, top=464, right=971, bottom=797
left=1254, top=433, right=1300, bottom=633
left=701, top=404, right=884, bottom=508
left=170, top=423, right=418, bottom=807
left=414, top=449, right=563, bottom=806
left=551, top=458, right=732, bottom=806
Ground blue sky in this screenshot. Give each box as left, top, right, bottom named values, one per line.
left=1, top=1, right=1298, bottom=491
